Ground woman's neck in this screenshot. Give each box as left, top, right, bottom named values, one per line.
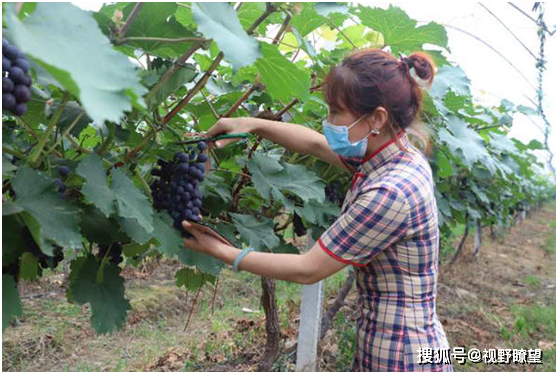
left=363, top=132, right=393, bottom=159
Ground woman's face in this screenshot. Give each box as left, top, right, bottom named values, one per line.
left=326, top=106, right=373, bottom=143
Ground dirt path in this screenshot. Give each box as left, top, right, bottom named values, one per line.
left=436, top=202, right=556, bottom=372
left=2, top=202, right=555, bottom=372
left=314, top=202, right=556, bottom=372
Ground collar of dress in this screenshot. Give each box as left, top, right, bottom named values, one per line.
left=359, top=129, right=410, bottom=174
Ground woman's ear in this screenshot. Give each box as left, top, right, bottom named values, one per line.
left=368, top=107, right=388, bottom=131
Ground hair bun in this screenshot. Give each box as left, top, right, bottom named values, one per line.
left=408, top=52, right=435, bottom=87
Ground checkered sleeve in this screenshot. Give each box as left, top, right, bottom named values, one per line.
left=318, top=186, right=409, bottom=267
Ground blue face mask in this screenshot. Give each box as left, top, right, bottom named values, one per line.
left=323, top=114, right=373, bottom=158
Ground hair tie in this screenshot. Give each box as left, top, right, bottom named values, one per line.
left=398, top=52, right=414, bottom=70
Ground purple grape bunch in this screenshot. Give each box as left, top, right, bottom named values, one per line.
left=150, top=141, right=208, bottom=238
left=2, top=38, right=32, bottom=116
left=55, top=165, right=69, bottom=199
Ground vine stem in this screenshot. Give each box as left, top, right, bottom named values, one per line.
left=65, top=134, right=92, bottom=154
left=134, top=168, right=152, bottom=202
left=163, top=52, right=224, bottom=125
left=211, top=277, right=219, bottom=315
left=119, top=36, right=210, bottom=44
left=183, top=285, right=202, bottom=331
left=144, top=42, right=203, bottom=102
left=246, top=3, right=276, bottom=35
left=45, top=112, right=85, bottom=156
left=2, top=146, right=25, bottom=159
left=28, top=93, right=69, bottom=166
left=119, top=2, right=144, bottom=38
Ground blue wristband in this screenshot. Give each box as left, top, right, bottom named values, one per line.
left=233, top=247, right=255, bottom=272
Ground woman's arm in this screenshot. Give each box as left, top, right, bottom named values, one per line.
left=206, top=117, right=346, bottom=170
left=182, top=221, right=347, bottom=284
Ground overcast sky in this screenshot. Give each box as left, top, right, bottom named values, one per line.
left=72, top=1, right=556, bottom=178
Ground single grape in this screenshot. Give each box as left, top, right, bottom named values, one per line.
left=3, top=77, right=14, bottom=92
left=11, top=103, right=27, bottom=116
left=2, top=38, right=8, bottom=49
left=2, top=56, right=11, bottom=71
left=23, top=75, right=32, bottom=87
left=55, top=178, right=66, bottom=193
left=197, top=141, right=207, bottom=151
left=2, top=93, right=16, bottom=110
left=13, top=85, right=31, bottom=103
left=8, top=66, right=25, bottom=84
left=178, top=153, right=189, bottom=163
left=58, top=165, right=69, bottom=178
left=197, top=154, right=208, bottom=162
left=4, top=45, right=19, bottom=60
left=14, top=58, right=29, bottom=73
left=178, top=163, right=189, bottom=173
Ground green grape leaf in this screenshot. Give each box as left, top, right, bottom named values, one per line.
left=146, top=64, right=198, bottom=109
left=174, top=3, right=196, bottom=30
left=355, top=5, right=448, bottom=55
left=430, top=65, right=471, bottom=100
left=2, top=274, right=22, bottom=332
left=295, top=199, right=340, bottom=228
left=315, top=2, right=349, bottom=17
left=67, top=255, right=131, bottom=334
left=101, top=2, right=197, bottom=58
left=237, top=2, right=266, bottom=30
left=76, top=154, right=115, bottom=217
left=2, top=215, right=26, bottom=264
left=273, top=239, right=300, bottom=254
left=230, top=213, right=280, bottom=251
left=200, top=173, right=232, bottom=203
left=437, top=117, right=489, bottom=168
left=2, top=201, right=24, bottom=216
left=152, top=212, right=184, bottom=258
left=178, top=249, right=224, bottom=277
left=516, top=105, right=537, bottom=116
left=19, top=252, right=40, bottom=280
left=247, top=155, right=325, bottom=208
left=489, top=133, right=517, bottom=154
left=291, top=4, right=327, bottom=37
left=5, top=2, right=147, bottom=125
left=175, top=268, right=216, bottom=291
left=255, top=43, right=311, bottom=101
left=118, top=217, right=152, bottom=245
left=110, top=169, right=154, bottom=236
left=192, top=2, right=262, bottom=70
left=11, top=167, right=82, bottom=252
left=436, top=151, right=454, bottom=178
left=79, top=206, right=130, bottom=245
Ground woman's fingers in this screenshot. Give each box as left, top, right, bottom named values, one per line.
left=215, top=137, right=241, bottom=148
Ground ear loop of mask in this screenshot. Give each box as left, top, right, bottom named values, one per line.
left=347, top=114, right=378, bottom=143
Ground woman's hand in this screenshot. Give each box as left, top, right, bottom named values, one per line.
left=181, top=221, right=233, bottom=259
left=206, top=117, right=256, bottom=148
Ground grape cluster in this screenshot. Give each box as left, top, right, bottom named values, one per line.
left=54, top=165, right=69, bottom=199
left=2, top=38, right=32, bottom=116
left=98, top=243, right=124, bottom=265
left=292, top=211, right=307, bottom=237
left=325, top=181, right=346, bottom=207
left=29, top=243, right=64, bottom=270
left=150, top=141, right=208, bottom=238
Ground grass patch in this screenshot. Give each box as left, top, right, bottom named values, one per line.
left=523, top=274, right=541, bottom=287
left=542, top=219, right=556, bottom=255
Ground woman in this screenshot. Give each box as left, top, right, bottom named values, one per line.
left=182, top=48, right=453, bottom=372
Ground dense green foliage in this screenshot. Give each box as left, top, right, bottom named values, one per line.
left=2, top=2, right=554, bottom=334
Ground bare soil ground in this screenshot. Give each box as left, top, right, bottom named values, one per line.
left=2, top=202, right=555, bottom=372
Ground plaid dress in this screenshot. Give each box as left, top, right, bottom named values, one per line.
left=318, top=130, right=453, bottom=372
